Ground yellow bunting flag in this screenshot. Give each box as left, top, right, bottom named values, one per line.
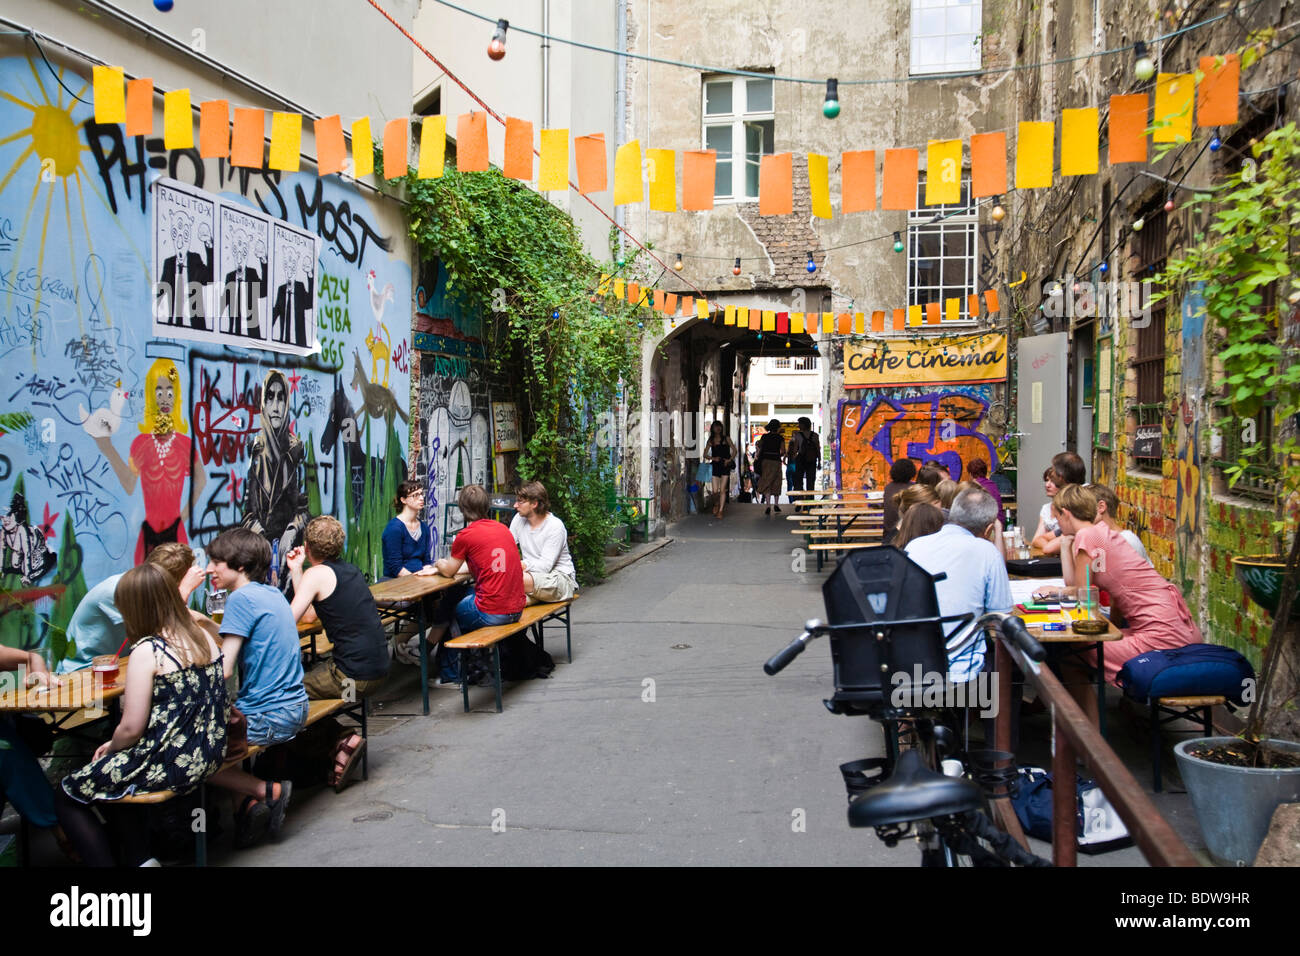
left=1197, top=54, right=1239, bottom=126
left=822, top=312, right=834, bottom=334
left=93, top=66, right=125, bottom=124
left=417, top=115, right=446, bottom=178
left=871, top=311, right=885, bottom=333
left=696, top=299, right=709, bottom=320
left=163, top=89, right=193, bottom=149
left=762, top=310, right=776, bottom=331
left=908, top=304, right=923, bottom=328
left=503, top=117, right=533, bottom=181
left=1015, top=121, right=1054, bottom=189
left=925, top=140, right=962, bottom=205
left=539, top=129, right=569, bottom=191
left=597, top=274, right=612, bottom=296
left=268, top=112, right=302, bottom=172
left=1060, top=108, right=1098, bottom=176
left=612, top=278, right=625, bottom=299
left=125, top=78, right=153, bottom=137
left=759, top=153, right=793, bottom=215
left=791, top=313, right=805, bottom=334
left=230, top=108, right=266, bottom=169
left=647, top=148, right=676, bottom=212
left=723, top=305, right=735, bottom=326
left=851, top=313, right=863, bottom=334
left=351, top=118, right=373, bottom=178
left=199, top=100, right=230, bottom=159
left=1154, top=73, right=1194, bottom=144
left=808, top=153, right=832, bottom=219
left=945, top=298, right=960, bottom=324
left=614, top=140, right=644, bottom=205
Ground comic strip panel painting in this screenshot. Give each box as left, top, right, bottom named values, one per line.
left=218, top=203, right=270, bottom=343
left=153, top=180, right=217, bottom=335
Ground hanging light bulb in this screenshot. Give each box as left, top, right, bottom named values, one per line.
left=732, top=257, right=742, bottom=276
left=785, top=340, right=792, bottom=348
left=1134, top=41, right=1155, bottom=82
left=806, top=252, right=817, bottom=274
left=674, top=253, right=683, bottom=272
left=1099, top=261, right=1109, bottom=275
left=1164, top=195, right=1175, bottom=212
left=487, top=19, right=509, bottom=60
left=1209, top=129, right=1222, bottom=152
left=551, top=309, right=560, bottom=320
left=637, top=321, right=644, bottom=329
left=892, top=231, right=904, bottom=254
left=822, top=78, right=840, bottom=119
left=991, top=197, right=1007, bottom=222
left=1242, top=158, right=1257, bottom=182
left=1072, top=281, right=1081, bottom=294
left=756, top=332, right=763, bottom=339
left=1132, top=216, right=1145, bottom=232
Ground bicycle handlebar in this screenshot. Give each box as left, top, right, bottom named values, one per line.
left=763, top=633, right=810, bottom=675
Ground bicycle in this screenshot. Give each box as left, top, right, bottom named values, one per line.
left=763, top=546, right=1052, bottom=867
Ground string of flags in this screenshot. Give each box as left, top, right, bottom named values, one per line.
left=594, top=273, right=1001, bottom=335
left=91, top=53, right=1240, bottom=215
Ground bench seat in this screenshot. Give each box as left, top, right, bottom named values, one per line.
left=442, top=598, right=576, bottom=713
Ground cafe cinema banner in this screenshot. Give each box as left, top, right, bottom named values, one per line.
left=844, top=332, right=1008, bottom=389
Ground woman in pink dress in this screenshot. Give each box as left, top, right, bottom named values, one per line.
left=1041, top=484, right=1202, bottom=719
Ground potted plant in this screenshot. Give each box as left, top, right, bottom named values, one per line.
left=1155, top=119, right=1300, bottom=865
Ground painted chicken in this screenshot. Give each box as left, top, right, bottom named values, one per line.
left=366, top=269, right=394, bottom=325
left=79, top=384, right=129, bottom=438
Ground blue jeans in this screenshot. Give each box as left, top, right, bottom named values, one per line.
left=439, top=591, right=521, bottom=682
left=244, top=698, right=309, bottom=747
left=0, top=716, right=57, bottom=828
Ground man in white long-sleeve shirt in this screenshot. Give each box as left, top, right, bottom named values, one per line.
left=509, top=481, right=578, bottom=605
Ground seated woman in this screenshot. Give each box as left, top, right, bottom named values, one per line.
left=382, top=480, right=435, bottom=579
left=1030, top=467, right=1065, bottom=555
left=1085, top=483, right=1151, bottom=565
left=55, top=563, right=228, bottom=866
left=1040, top=484, right=1203, bottom=720
left=893, top=502, right=945, bottom=549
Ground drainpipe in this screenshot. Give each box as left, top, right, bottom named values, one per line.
left=541, top=0, right=550, bottom=129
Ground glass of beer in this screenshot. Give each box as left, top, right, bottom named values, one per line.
left=207, top=588, right=227, bottom=625
left=92, top=654, right=120, bottom=686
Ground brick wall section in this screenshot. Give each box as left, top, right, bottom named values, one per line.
left=735, top=155, right=825, bottom=290
left=1204, top=501, right=1275, bottom=666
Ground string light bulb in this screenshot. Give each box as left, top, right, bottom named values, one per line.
left=1209, top=129, right=1222, bottom=152
left=732, top=257, right=742, bottom=276
left=153, top=0, right=174, bottom=10
left=785, top=340, right=792, bottom=348
left=1164, top=195, right=1175, bottom=212
left=1132, top=217, right=1145, bottom=232
left=674, top=252, right=683, bottom=271
left=822, top=78, right=840, bottom=119
left=1134, top=41, right=1155, bottom=81
left=806, top=252, right=817, bottom=274
left=892, top=232, right=904, bottom=254
left=1099, top=261, right=1109, bottom=275
left=991, top=197, right=1006, bottom=222
left=487, top=19, right=509, bottom=60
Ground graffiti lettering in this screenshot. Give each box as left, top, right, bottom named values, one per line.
left=838, top=392, right=996, bottom=488
left=192, top=362, right=260, bottom=466
left=392, top=339, right=410, bottom=374
left=30, top=442, right=127, bottom=557
left=0, top=301, right=48, bottom=361
left=294, top=180, right=391, bottom=264
left=0, top=267, right=79, bottom=305
left=86, top=124, right=206, bottom=215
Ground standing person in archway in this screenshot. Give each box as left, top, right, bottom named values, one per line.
left=754, top=419, right=785, bottom=516
left=792, top=416, right=820, bottom=493
left=704, top=421, right=737, bottom=520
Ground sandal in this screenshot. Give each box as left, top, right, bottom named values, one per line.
left=233, top=795, right=270, bottom=849
left=264, top=780, right=293, bottom=842
left=330, top=734, right=367, bottom=793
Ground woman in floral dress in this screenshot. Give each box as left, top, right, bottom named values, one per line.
left=56, top=563, right=228, bottom=866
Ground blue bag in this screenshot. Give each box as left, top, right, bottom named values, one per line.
left=1115, top=644, right=1255, bottom=705
left=1010, top=767, right=1132, bottom=853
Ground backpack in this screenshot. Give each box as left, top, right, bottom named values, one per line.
left=1010, top=767, right=1133, bottom=854
left=1115, top=644, right=1254, bottom=705
left=800, top=430, right=820, bottom=464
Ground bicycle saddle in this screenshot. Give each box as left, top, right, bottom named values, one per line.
left=847, top=749, right=984, bottom=828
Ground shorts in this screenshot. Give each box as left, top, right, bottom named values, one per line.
left=527, top=568, right=577, bottom=605
left=303, top=660, right=387, bottom=700
left=243, top=698, right=309, bottom=747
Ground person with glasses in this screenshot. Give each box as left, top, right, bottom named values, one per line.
left=382, top=480, right=436, bottom=579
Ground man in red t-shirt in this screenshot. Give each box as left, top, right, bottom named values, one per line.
left=434, top=484, right=526, bottom=682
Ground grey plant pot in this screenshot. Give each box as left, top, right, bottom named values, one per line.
left=1173, top=737, right=1300, bottom=866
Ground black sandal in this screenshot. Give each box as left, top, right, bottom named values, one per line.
left=265, top=780, right=293, bottom=841
left=233, top=796, right=269, bottom=849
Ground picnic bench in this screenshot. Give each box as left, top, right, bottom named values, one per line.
left=442, top=597, right=576, bottom=713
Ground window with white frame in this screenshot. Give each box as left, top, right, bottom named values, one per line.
left=702, top=74, right=775, bottom=200
left=911, top=0, right=982, bottom=74
left=908, top=177, right=977, bottom=322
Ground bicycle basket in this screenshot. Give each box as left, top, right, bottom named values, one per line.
left=821, top=545, right=950, bottom=715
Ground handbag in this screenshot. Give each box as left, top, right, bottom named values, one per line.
left=224, top=704, right=249, bottom=762
left=695, top=460, right=714, bottom=483
left=1009, top=766, right=1132, bottom=853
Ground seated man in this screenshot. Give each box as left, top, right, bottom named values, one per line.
left=904, top=487, right=1013, bottom=682
left=205, top=528, right=305, bottom=847
left=433, top=484, right=526, bottom=683
left=510, top=481, right=577, bottom=605
left=286, top=515, right=388, bottom=789
left=0, top=646, right=62, bottom=846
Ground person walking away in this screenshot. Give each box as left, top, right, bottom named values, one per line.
left=754, top=419, right=785, bottom=515
left=793, top=417, right=819, bottom=493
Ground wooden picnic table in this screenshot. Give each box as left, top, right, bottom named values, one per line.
left=369, top=572, right=471, bottom=716
left=0, top=662, right=128, bottom=715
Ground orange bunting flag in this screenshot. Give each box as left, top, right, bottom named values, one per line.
left=575, top=133, right=607, bottom=194
left=647, top=148, right=676, bottom=212
left=836, top=313, right=851, bottom=335
left=791, top=313, right=805, bottom=334
left=125, top=78, right=153, bottom=137
left=269, top=112, right=302, bottom=172
left=681, top=296, right=694, bottom=317
left=925, top=302, right=941, bottom=326
left=724, top=305, right=736, bottom=326
left=882, top=149, right=919, bottom=211
left=1060, top=108, right=1099, bottom=176
left=758, top=153, right=793, bottom=215
left=1154, top=73, right=1194, bottom=144
left=777, top=312, right=789, bottom=334
left=93, top=66, right=126, bottom=124
left=1198, top=54, right=1239, bottom=126
left=199, top=100, right=230, bottom=159
left=808, top=153, right=832, bottom=219
left=682, top=150, right=716, bottom=210
left=1015, top=122, right=1054, bottom=189
left=970, top=133, right=1007, bottom=198
left=504, top=117, right=533, bottom=180
left=747, top=309, right=760, bottom=331
left=163, top=89, right=193, bottom=150
left=653, top=289, right=666, bottom=311
left=925, top=140, right=962, bottom=206
left=230, top=108, right=265, bottom=169
left=382, top=119, right=407, bottom=179
left=945, top=298, right=960, bottom=324
left=539, top=128, right=569, bottom=191
left=967, top=293, right=980, bottom=319
left=908, top=305, right=923, bottom=328
left=871, top=311, right=885, bottom=333
left=761, top=310, right=776, bottom=332
left=666, top=294, right=678, bottom=316
left=614, top=140, right=644, bottom=206
left=841, top=150, right=876, bottom=212
left=892, top=308, right=905, bottom=331
left=417, top=115, right=446, bottom=179
left=457, top=113, right=489, bottom=172
left=627, top=281, right=640, bottom=305
left=314, top=115, right=346, bottom=176
left=1109, top=94, right=1148, bottom=164
left=984, top=289, right=1000, bottom=314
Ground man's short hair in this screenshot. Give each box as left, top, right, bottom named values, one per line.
left=948, top=487, right=999, bottom=536
left=1053, top=483, right=1098, bottom=523
left=1085, top=482, right=1120, bottom=518
left=889, top=458, right=917, bottom=483
left=458, top=484, right=490, bottom=522
left=516, top=481, right=550, bottom=515
left=208, top=528, right=271, bottom=581
left=1052, top=452, right=1087, bottom=486
left=146, top=542, right=194, bottom=589
left=305, top=515, right=345, bottom=561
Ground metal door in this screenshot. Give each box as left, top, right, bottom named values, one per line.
left=1016, top=333, right=1069, bottom=537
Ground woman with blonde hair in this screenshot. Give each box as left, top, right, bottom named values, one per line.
left=894, top=483, right=941, bottom=516
left=936, top=479, right=960, bottom=510
left=55, top=563, right=228, bottom=866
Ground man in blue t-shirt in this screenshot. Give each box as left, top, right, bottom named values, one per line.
left=205, top=528, right=304, bottom=846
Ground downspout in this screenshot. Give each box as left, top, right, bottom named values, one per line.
left=541, top=0, right=550, bottom=129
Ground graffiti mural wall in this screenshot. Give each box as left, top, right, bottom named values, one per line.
left=0, top=53, right=411, bottom=660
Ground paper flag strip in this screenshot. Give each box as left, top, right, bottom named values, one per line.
left=696, top=299, right=709, bottom=319
left=230, top=108, right=265, bottom=169
left=382, top=118, right=407, bottom=180
left=968, top=293, right=980, bottom=318
left=93, top=66, right=125, bottom=124
left=893, top=308, right=905, bottom=331
left=504, top=117, right=533, bottom=180
left=925, top=302, right=941, bottom=325
left=681, top=296, right=693, bottom=316
left=1060, top=108, right=1099, bottom=176
left=647, top=148, right=676, bottom=212
left=925, top=140, right=962, bottom=206
left=1015, top=122, right=1054, bottom=189
left=653, top=289, right=666, bottom=311
left=597, top=275, right=612, bottom=295
left=1153, top=73, right=1194, bottom=144
left=871, top=311, right=885, bottom=333
left=777, top=312, right=789, bottom=334
left=841, top=150, right=876, bottom=212
left=457, top=113, right=489, bottom=172
left=352, top=118, right=374, bottom=178
left=747, top=309, right=759, bottom=331
left=539, top=128, right=569, bottom=191
left=417, top=115, right=446, bottom=179
left=836, top=313, right=851, bottom=334
left=575, top=133, right=607, bottom=194
left=269, top=111, right=302, bottom=172
left=984, top=289, right=1000, bottom=313
left=614, top=140, right=644, bottom=205
left=808, top=153, right=832, bottom=219
left=612, top=278, right=625, bottom=298
left=199, top=100, right=230, bottom=159
left=908, top=305, right=923, bottom=327
left=761, top=310, right=776, bottom=331
left=854, top=313, right=866, bottom=334
left=970, top=133, right=1006, bottom=198
left=1197, top=54, right=1239, bottom=127
left=1109, top=94, right=1148, bottom=164
left=125, top=78, right=153, bottom=137
left=882, top=149, right=919, bottom=211
left=665, top=294, right=678, bottom=315
left=724, top=305, right=736, bottom=326
left=822, top=312, right=834, bottom=334
left=682, top=150, right=716, bottom=210
left=163, top=89, right=193, bottom=150
left=945, top=298, right=960, bottom=324
left=627, top=281, right=640, bottom=304
left=791, top=313, right=805, bottom=334
left=759, top=153, right=793, bottom=215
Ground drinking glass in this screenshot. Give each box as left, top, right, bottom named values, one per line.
left=206, top=588, right=227, bottom=625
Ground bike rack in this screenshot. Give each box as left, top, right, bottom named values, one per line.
left=991, top=635, right=1199, bottom=867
